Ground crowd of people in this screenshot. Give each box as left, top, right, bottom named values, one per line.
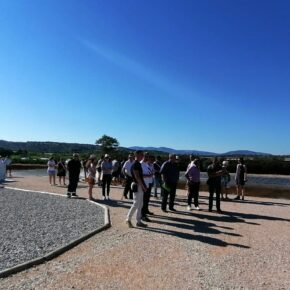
left=0, top=152, right=247, bottom=226
left=43, top=151, right=247, bottom=228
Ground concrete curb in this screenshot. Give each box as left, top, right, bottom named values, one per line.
left=0, top=187, right=111, bottom=279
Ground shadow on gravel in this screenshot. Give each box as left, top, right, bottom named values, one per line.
left=138, top=226, right=249, bottom=249
left=97, top=199, right=131, bottom=209
left=230, top=199, right=290, bottom=207
left=224, top=211, right=290, bottom=223
left=138, top=213, right=251, bottom=248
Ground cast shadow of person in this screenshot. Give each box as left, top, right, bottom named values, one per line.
left=139, top=213, right=250, bottom=249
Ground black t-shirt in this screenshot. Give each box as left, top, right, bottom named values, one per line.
left=67, top=159, right=81, bottom=177
left=131, top=161, right=146, bottom=188
left=207, top=163, right=222, bottom=186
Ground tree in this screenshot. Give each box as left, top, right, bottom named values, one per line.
left=95, top=135, right=119, bottom=154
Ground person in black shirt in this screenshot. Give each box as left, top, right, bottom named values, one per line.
left=207, top=157, right=224, bottom=213
left=160, top=154, right=179, bottom=212
left=126, top=150, right=147, bottom=228
left=67, top=153, right=82, bottom=198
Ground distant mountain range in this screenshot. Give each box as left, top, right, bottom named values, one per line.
left=0, top=140, right=97, bottom=153
left=0, top=140, right=272, bottom=156
left=128, top=146, right=272, bottom=156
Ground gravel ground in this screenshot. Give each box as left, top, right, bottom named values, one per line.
left=0, top=188, right=104, bottom=272
left=1, top=176, right=290, bottom=289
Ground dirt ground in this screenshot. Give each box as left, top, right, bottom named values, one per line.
left=1, top=175, right=290, bottom=290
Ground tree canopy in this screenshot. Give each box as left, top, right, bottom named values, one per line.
left=95, top=135, right=119, bottom=154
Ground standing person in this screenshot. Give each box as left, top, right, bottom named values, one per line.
left=221, top=160, right=231, bottom=200
left=126, top=150, right=147, bottom=227
left=234, top=157, right=247, bottom=200
left=160, top=154, right=180, bottom=212
left=86, top=155, right=97, bottom=200
left=185, top=157, right=200, bottom=211
left=96, top=155, right=104, bottom=186
left=122, top=153, right=135, bottom=199
left=101, top=154, right=113, bottom=200
left=47, top=157, right=57, bottom=186
left=57, top=158, right=67, bottom=186
left=5, top=157, right=12, bottom=178
left=67, top=153, right=82, bottom=198
left=153, top=156, right=162, bottom=198
left=111, top=158, right=120, bottom=185
left=207, top=157, right=224, bottom=213
left=0, top=156, right=7, bottom=186
left=141, top=154, right=154, bottom=221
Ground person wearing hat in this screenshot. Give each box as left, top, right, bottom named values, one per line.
left=101, top=154, right=113, bottom=200
left=67, top=153, right=82, bottom=198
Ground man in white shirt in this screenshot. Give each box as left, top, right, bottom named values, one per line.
left=122, top=153, right=135, bottom=199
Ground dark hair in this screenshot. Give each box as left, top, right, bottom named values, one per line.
left=135, top=150, right=143, bottom=156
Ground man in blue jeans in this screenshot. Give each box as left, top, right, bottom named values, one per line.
left=160, top=154, right=179, bottom=212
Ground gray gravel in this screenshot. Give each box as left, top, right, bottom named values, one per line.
left=0, top=188, right=104, bottom=272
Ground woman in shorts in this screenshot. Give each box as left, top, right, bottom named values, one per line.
left=221, top=160, right=231, bottom=200
left=234, top=157, right=247, bottom=200
left=47, top=157, right=57, bottom=186
left=86, top=155, right=97, bottom=200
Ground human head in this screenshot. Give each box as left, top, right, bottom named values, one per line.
left=212, top=157, right=220, bottom=165
left=135, top=150, right=144, bottom=161
left=104, top=154, right=110, bottom=160
left=128, top=153, right=134, bottom=160
left=143, top=152, right=149, bottom=162
left=73, top=153, right=79, bottom=159
left=222, top=160, right=229, bottom=167
left=239, top=157, right=244, bottom=164
left=89, top=154, right=96, bottom=161
left=193, top=157, right=200, bottom=166
left=169, top=154, right=176, bottom=162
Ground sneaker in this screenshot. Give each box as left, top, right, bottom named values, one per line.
left=217, top=210, right=223, bottom=214
left=142, top=216, right=151, bottom=222
left=71, top=193, right=78, bottom=197
left=107, top=196, right=111, bottom=200
left=67, top=193, right=71, bottom=198
left=126, top=220, right=133, bottom=228
left=136, top=221, right=147, bottom=227
left=187, top=205, right=192, bottom=211
left=194, top=206, right=200, bottom=211
left=102, top=196, right=106, bottom=200
left=161, top=209, right=167, bottom=213
left=169, top=208, right=177, bottom=212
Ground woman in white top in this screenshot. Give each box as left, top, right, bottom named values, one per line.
left=47, top=157, right=56, bottom=186
left=86, top=155, right=97, bottom=200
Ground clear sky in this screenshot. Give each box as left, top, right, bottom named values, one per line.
left=0, top=0, right=289, bottom=155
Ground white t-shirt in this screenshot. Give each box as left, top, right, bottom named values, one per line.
left=47, top=160, right=56, bottom=172
left=141, top=161, right=154, bottom=187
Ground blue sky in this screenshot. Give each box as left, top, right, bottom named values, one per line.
left=0, top=0, right=289, bottom=155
